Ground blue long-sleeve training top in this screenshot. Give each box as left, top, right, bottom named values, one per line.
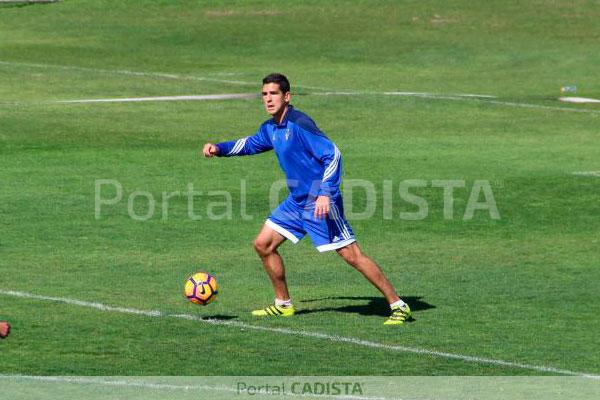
left=215, top=106, right=342, bottom=205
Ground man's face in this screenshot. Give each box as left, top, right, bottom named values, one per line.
left=262, top=82, right=291, bottom=116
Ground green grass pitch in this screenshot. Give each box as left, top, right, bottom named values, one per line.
left=1, top=0, right=599, bottom=376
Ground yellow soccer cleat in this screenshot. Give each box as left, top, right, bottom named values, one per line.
left=384, top=304, right=411, bottom=325
left=251, top=304, right=296, bottom=317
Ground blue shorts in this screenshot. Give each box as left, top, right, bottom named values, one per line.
left=266, top=196, right=356, bottom=252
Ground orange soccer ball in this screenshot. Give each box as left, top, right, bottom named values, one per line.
left=184, top=272, right=218, bottom=305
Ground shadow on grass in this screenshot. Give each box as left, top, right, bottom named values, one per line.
left=297, top=296, right=435, bottom=321
left=0, top=1, right=60, bottom=9
left=202, top=315, right=238, bottom=321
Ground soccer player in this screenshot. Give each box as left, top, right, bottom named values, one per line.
left=203, top=73, right=411, bottom=324
left=0, top=320, right=10, bottom=339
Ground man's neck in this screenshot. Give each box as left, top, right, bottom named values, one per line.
left=273, top=104, right=290, bottom=125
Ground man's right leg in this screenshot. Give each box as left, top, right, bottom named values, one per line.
left=253, top=223, right=289, bottom=301
left=251, top=223, right=296, bottom=317
left=252, top=196, right=306, bottom=317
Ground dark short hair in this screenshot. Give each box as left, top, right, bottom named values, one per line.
left=262, top=73, right=290, bottom=93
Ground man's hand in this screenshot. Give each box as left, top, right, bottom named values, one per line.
left=0, top=321, right=11, bottom=339
left=202, top=143, right=220, bottom=158
left=313, top=195, right=330, bottom=219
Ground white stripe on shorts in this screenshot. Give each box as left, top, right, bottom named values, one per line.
left=265, top=219, right=300, bottom=244
left=316, top=238, right=356, bottom=252
left=330, top=203, right=351, bottom=240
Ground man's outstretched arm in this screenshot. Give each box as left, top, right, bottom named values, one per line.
left=203, top=124, right=273, bottom=158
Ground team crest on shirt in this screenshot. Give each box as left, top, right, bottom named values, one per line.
left=285, top=129, right=291, bottom=141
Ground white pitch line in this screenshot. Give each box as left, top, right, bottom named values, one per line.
left=0, top=60, right=492, bottom=98
left=18, top=92, right=600, bottom=113
left=559, top=97, right=600, bottom=104
left=0, top=59, right=351, bottom=93
left=0, top=59, right=323, bottom=91
left=1, top=289, right=599, bottom=379
left=0, top=376, right=392, bottom=400
left=4, top=59, right=600, bottom=113
left=0, top=376, right=235, bottom=394
left=54, top=94, right=258, bottom=104
left=0, top=59, right=506, bottom=102
left=572, top=171, right=600, bottom=177
left=478, top=99, right=600, bottom=114
left=0, top=60, right=259, bottom=87
left=0, top=59, right=363, bottom=93
left=309, top=91, right=600, bottom=114
left=411, top=94, right=600, bottom=115
left=384, top=91, right=496, bottom=99
left=309, top=91, right=496, bottom=99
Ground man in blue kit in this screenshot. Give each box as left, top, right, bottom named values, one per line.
left=203, top=73, right=410, bottom=325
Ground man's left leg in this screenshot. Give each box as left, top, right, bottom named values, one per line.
left=336, top=243, right=411, bottom=324
left=336, top=242, right=399, bottom=303
left=337, top=243, right=411, bottom=324
left=305, top=196, right=412, bottom=324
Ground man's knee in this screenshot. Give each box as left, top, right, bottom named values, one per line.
left=337, top=243, right=362, bottom=266
left=254, top=238, right=274, bottom=257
